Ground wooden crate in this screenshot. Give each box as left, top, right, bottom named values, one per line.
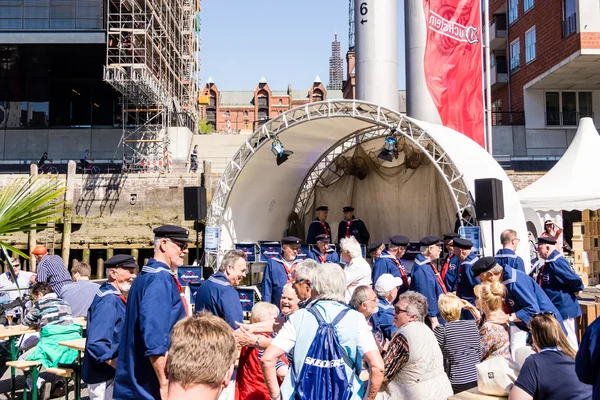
left=573, top=238, right=584, bottom=251
left=586, top=222, right=598, bottom=236
left=583, top=236, right=599, bottom=250
left=577, top=301, right=599, bottom=342
left=590, top=250, right=599, bottom=263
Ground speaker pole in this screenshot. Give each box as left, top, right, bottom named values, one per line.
left=490, top=220, right=495, bottom=256
left=198, top=172, right=205, bottom=265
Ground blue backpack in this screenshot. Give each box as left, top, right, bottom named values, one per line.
left=293, top=306, right=358, bottom=400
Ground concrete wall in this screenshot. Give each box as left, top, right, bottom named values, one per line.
left=168, top=127, right=194, bottom=162
left=0, top=172, right=217, bottom=248
left=578, top=0, right=600, bottom=33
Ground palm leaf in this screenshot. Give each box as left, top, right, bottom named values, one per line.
left=0, top=176, right=66, bottom=256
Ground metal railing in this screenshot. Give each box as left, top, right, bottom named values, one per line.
left=490, top=111, right=525, bottom=126
left=545, top=111, right=595, bottom=127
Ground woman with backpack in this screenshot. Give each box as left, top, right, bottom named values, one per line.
left=261, top=262, right=385, bottom=400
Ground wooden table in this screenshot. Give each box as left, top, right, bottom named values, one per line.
left=73, top=317, right=86, bottom=330
left=58, top=337, right=86, bottom=400
left=449, top=387, right=508, bottom=399
left=0, top=325, right=37, bottom=400
left=58, top=338, right=86, bottom=352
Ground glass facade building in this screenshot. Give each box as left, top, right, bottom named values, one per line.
left=0, top=0, right=103, bottom=30
left=0, top=44, right=121, bottom=129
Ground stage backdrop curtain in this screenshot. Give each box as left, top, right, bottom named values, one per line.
left=303, top=145, right=456, bottom=244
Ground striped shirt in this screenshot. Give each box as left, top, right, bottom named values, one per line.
left=36, top=255, right=73, bottom=296
left=434, top=320, right=481, bottom=385
left=24, top=293, right=74, bottom=329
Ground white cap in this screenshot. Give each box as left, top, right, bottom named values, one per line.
left=374, top=273, right=403, bottom=293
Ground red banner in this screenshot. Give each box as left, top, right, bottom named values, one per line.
left=423, top=0, right=485, bottom=147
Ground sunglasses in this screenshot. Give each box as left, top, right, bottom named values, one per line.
left=532, top=311, right=554, bottom=317
left=167, top=239, right=189, bottom=251
left=394, top=306, right=409, bottom=314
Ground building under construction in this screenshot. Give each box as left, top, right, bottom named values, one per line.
left=104, top=0, right=201, bottom=172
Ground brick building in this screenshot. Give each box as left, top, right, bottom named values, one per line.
left=486, top=0, right=600, bottom=159
left=199, top=76, right=343, bottom=133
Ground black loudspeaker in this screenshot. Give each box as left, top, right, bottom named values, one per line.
left=183, top=186, right=207, bottom=221
left=474, top=178, right=505, bottom=221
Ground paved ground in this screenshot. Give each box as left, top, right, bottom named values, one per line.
left=0, top=368, right=89, bottom=399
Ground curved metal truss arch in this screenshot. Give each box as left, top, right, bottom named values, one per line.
left=206, top=100, right=475, bottom=268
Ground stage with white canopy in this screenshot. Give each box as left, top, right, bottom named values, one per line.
left=206, top=100, right=529, bottom=271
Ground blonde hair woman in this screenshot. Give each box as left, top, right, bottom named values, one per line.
left=434, top=293, right=481, bottom=394
left=473, top=282, right=511, bottom=361
left=510, top=314, right=592, bottom=400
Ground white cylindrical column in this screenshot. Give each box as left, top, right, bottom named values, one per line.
left=404, top=0, right=442, bottom=123
left=355, top=0, right=399, bottom=111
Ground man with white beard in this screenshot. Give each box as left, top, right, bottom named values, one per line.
left=82, top=254, right=137, bottom=400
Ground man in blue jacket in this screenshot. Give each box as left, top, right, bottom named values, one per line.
left=576, top=316, right=600, bottom=398
left=261, top=236, right=302, bottom=307
left=373, top=274, right=402, bottom=340
left=410, top=236, right=447, bottom=329
left=440, top=232, right=459, bottom=291
left=113, top=225, right=190, bottom=400
left=306, top=234, right=339, bottom=264
left=454, top=238, right=479, bottom=303
left=83, top=254, right=137, bottom=399
left=536, top=236, right=584, bottom=350
left=195, top=249, right=246, bottom=329
left=495, top=229, right=526, bottom=273
left=306, top=206, right=331, bottom=244
left=337, top=206, right=370, bottom=245
left=372, top=235, right=410, bottom=294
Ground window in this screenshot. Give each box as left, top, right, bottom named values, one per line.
left=545, top=91, right=593, bottom=126
left=492, top=99, right=502, bottom=126
left=562, top=0, right=577, bottom=37
left=525, top=27, right=536, bottom=63
left=524, top=0, right=533, bottom=12
left=510, top=39, right=520, bottom=74
left=508, top=0, right=518, bottom=24
left=243, top=110, right=248, bottom=117
left=279, top=99, right=282, bottom=104
left=225, top=110, right=230, bottom=117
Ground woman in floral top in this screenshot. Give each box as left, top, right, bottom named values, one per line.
left=470, top=282, right=511, bottom=360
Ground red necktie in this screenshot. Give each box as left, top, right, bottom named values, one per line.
left=282, top=261, right=298, bottom=283
left=319, top=222, right=329, bottom=236
left=118, top=294, right=127, bottom=304
left=536, top=263, right=547, bottom=286
left=430, top=262, right=448, bottom=294
left=171, top=275, right=190, bottom=316
left=392, top=259, right=410, bottom=288
left=345, top=221, right=352, bottom=237
left=440, top=254, right=452, bottom=281
left=318, top=253, right=327, bottom=263
left=502, top=298, right=510, bottom=315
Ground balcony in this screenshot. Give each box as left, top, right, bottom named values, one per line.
left=545, top=111, right=595, bottom=127
left=490, top=60, right=508, bottom=89
left=489, top=15, right=507, bottom=50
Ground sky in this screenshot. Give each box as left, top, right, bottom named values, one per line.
left=200, top=0, right=406, bottom=91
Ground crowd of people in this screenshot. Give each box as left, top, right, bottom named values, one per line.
left=3, top=212, right=600, bottom=400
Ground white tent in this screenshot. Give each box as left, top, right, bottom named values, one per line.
left=518, top=118, right=600, bottom=211
left=206, top=100, right=529, bottom=270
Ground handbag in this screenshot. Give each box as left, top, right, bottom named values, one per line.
left=476, top=357, right=521, bottom=396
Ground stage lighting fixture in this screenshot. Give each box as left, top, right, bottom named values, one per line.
left=271, top=139, right=293, bottom=166
left=378, top=136, right=398, bottom=162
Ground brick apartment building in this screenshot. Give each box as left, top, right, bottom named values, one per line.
left=486, top=0, right=600, bottom=160
left=199, top=76, right=343, bottom=133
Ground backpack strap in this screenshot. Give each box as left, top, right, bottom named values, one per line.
left=308, top=305, right=359, bottom=374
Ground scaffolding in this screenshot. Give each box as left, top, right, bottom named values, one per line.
left=327, top=33, right=343, bottom=91
left=104, top=0, right=200, bottom=173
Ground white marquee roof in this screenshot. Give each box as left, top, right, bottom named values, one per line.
left=518, top=118, right=600, bottom=211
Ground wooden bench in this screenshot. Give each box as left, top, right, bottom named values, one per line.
left=6, top=360, right=43, bottom=399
